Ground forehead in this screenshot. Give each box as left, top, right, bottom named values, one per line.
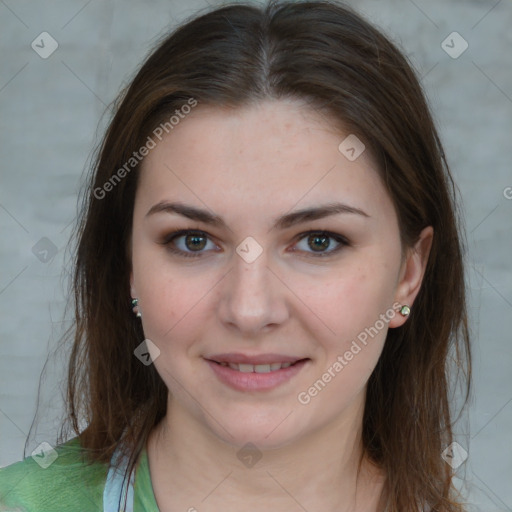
left=136, top=99, right=395, bottom=225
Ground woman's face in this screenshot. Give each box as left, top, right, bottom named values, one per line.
left=130, top=99, right=423, bottom=448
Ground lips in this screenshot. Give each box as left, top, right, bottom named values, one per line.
left=205, top=357, right=310, bottom=391
left=206, top=353, right=310, bottom=374
left=206, top=353, right=305, bottom=365
left=213, top=361, right=296, bottom=373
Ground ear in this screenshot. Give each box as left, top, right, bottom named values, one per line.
left=389, top=226, right=434, bottom=328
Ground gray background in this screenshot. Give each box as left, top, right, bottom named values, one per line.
left=0, top=0, right=511, bottom=510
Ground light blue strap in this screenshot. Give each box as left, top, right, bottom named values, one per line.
left=103, top=443, right=135, bottom=512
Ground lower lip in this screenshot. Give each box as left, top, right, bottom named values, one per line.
left=205, top=359, right=309, bottom=392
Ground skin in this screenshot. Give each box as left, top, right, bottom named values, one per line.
left=130, top=98, right=433, bottom=512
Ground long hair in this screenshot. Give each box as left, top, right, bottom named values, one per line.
left=49, top=1, right=471, bottom=510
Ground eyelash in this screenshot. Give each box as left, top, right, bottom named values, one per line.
left=159, top=229, right=349, bottom=259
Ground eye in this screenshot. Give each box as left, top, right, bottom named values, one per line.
left=292, top=230, right=349, bottom=257
left=160, top=229, right=218, bottom=258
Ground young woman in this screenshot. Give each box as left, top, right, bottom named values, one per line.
left=0, top=1, right=471, bottom=511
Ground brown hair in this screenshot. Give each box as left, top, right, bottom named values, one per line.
left=45, top=0, right=471, bottom=510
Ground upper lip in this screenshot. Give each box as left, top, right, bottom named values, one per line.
left=206, top=353, right=308, bottom=365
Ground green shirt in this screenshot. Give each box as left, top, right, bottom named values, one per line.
left=0, top=436, right=160, bottom=511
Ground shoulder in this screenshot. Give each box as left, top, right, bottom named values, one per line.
left=0, top=437, right=108, bottom=512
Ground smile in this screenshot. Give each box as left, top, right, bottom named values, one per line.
left=205, top=358, right=310, bottom=391
left=216, top=361, right=294, bottom=372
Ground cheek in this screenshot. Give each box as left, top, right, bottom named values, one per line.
left=131, top=244, right=185, bottom=341
left=138, top=278, right=194, bottom=345
left=296, top=258, right=396, bottom=344
left=132, top=245, right=218, bottom=356
left=296, top=266, right=394, bottom=409
left=295, top=261, right=397, bottom=403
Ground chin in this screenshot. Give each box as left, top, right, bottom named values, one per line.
left=202, top=407, right=308, bottom=451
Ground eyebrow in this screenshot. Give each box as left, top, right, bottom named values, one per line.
left=145, top=201, right=370, bottom=230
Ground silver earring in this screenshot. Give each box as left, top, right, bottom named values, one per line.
left=131, top=298, right=142, bottom=318
left=399, top=305, right=411, bottom=317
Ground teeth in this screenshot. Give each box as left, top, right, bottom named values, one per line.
left=220, top=361, right=297, bottom=372
left=255, top=364, right=271, bottom=373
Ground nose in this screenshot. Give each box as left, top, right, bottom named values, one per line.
left=217, top=248, right=289, bottom=335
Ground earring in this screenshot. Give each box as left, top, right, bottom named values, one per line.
left=131, top=298, right=142, bottom=318
left=399, top=305, right=411, bottom=317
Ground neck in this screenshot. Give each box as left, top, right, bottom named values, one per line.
left=146, top=394, right=387, bottom=512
